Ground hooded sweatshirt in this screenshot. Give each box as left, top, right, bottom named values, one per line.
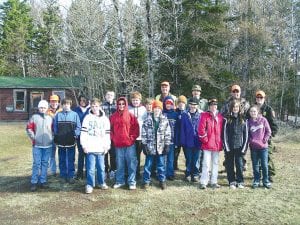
left=80, top=109, right=111, bottom=154
left=110, top=97, right=140, bottom=148
left=163, top=96, right=178, bottom=144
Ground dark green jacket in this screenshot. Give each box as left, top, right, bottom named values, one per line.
left=258, top=103, right=278, bottom=137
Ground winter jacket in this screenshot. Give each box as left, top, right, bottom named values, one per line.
left=73, top=105, right=90, bottom=124
left=26, top=113, right=53, bottom=148
left=110, top=97, right=139, bottom=148
left=248, top=116, right=271, bottom=150
left=223, top=115, right=248, bottom=154
left=128, top=104, right=147, bottom=140
left=80, top=109, right=111, bottom=154
left=174, top=108, right=186, bottom=146
left=163, top=96, right=178, bottom=144
left=53, top=110, right=81, bottom=147
left=221, top=97, right=250, bottom=118
left=257, top=103, right=278, bottom=137
left=180, top=110, right=201, bottom=149
left=101, top=101, right=117, bottom=118
left=141, top=113, right=171, bottom=155
left=198, top=111, right=223, bottom=151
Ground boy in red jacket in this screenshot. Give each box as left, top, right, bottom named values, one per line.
left=198, top=98, right=224, bottom=189
left=110, top=97, right=139, bottom=190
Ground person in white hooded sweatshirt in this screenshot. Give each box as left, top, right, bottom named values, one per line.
left=80, top=98, right=111, bottom=194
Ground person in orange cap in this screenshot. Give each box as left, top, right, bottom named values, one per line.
left=253, top=90, right=278, bottom=183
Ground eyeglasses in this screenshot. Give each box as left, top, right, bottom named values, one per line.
left=232, top=90, right=239, bottom=93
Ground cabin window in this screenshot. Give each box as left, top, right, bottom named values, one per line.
left=13, top=89, right=27, bottom=112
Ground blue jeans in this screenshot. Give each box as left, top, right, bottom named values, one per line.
left=49, top=143, right=57, bottom=174
left=225, top=149, right=244, bottom=184
left=166, top=144, right=175, bottom=178
left=251, top=149, right=269, bottom=185
left=143, top=154, right=166, bottom=183
left=86, top=153, right=105, bottom=187
left=77, top=138, right=86, bottom=176
left=184, top=147, right=201, bottom=178
left=58, top=146, right=75, bottom=179
left=31, top=147, right=52, bottom=184
left=115, top=144, right=137, bottom=186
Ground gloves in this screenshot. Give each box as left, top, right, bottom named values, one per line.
left=142, top=144, right=150, bottom=155
left=162, top=145, right=170, bottom=155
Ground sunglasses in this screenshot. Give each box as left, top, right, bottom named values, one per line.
left=232, top=90, right=239, bottom=93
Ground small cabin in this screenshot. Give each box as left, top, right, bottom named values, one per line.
left=0, top=76, right=79, bottom=121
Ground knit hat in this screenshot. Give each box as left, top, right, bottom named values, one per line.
left=256, top=90, right=266, bottom=98
left=38, top=100, right=49, bottom=109
left=192, top=85, right=202, bottom=91
left=177, top=95, right=187, bottom=104
left=152, top=100, right=163, bottom=110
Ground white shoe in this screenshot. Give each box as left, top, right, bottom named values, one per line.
left=129, top=184, right=136, bottom=190
left=237, top=183, right=245, bottom=189
left=113, top=183, right=125, bottom=189
left=229, top=182, right=236, bottom=189
left=98, top=183, right=108, bottom=190
left=85, top=185, right=93, bottom=194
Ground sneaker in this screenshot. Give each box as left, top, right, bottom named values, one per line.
left=85, top=185, right=93, bottom=194
left=237, top=183, right=244, bottom=189
left=113, top=183, right=125, bottom=189
left=199, top=184, right=207, bottom=189
left=229, top=182, right=236, bottom=189
left=252, top=182, right=259, bottom=189
left=30, top=184, right=37, bottom=192
left=129, top=184, right=136, bottom=190
left=185, top=176, right=191, bottom=182
left=109, top=170, right=116, bottom=180
left=159, top=181, right=166, bottom=190
left=192, top=176, right=200, bottom=183
left=142, top=183, right=150, bottom=189
left=263, top=183, right=272, bottom=189
left=40, top=183, right=49, bottom=189
left=211, top=183, right=221, bottom=189
left=98, top=184, right=109, bottom=190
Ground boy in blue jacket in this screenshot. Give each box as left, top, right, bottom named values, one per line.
left=54, top=98, right=81, bottom=184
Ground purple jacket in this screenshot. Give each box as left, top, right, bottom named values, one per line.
left=247, top=116, right=271, bottom=150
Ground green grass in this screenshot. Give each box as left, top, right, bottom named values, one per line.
left=0, top=123, right=299, bottom=225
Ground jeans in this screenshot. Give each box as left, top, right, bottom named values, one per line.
left=76, top=138, right=86, bottom=177
left=143, top=154, right=166, bottom=183
left=184, top=147, right=201, bottom=178
left=225, top=149, right=244, bottom=184
left=31, top=147, right=52, bottom=184
left=251, top=149, right=269, bottom=185
left=86, top=153, right=106, bottom=187
left=166, top=144, right=175, bottom=178
left=49, top=143, right=57, bottom=174
left=58, top=146, right=75, bottom=179
left=115, top=144, right=137, bottom=186
left=200, top=150, right=219, bottom=185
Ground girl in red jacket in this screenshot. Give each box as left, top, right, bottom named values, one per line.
left=198, top=98, right=224, bottom=189
left=110, top=97, right=139, bottom=190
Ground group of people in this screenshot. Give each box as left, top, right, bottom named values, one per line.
left=26, top=81, right=278, bottom=193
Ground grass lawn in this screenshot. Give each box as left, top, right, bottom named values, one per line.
left=0, top=122, right=299, bottom=225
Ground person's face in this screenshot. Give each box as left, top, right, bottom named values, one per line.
left=161, top=85, right=170, bottom=95
left=38, top=107, right=47, bottom=114
left=165, top=103, right=173, bottom=110
left=209, top=103, right=218, bottom=112
left=256, top=95, right=265, bottom=105
left=232, top=103, right=240, bottom=114
left=146, top=103, right=152, bottom=112
left=192, top=90, right=201, bottom=98
left=231, top=89, right=241, bottom=99
left=50, top=100, right=59, bottom=109
left=63, top=103, right=71, bottom=111
left=153, top=107, right=161, bottom=117
left=177, top=102, right=186, bottom=110
left=91, top=103, right=100, bottom=114
left=131, top=98, right=141, bottom=107
left=250, top=107, right=258, bottom=119
left=189, top=104, right=197, bottom=113
left=118, top=100, right=126, bottom=111
left=79, top=97, right=88, bottom=107
left=105, top=92, right=115, bottom=103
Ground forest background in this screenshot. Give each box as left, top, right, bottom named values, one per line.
left=0, top=0, right=300, bottom=121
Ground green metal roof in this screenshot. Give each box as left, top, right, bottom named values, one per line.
left=0, top=76, right=80, bottom=89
